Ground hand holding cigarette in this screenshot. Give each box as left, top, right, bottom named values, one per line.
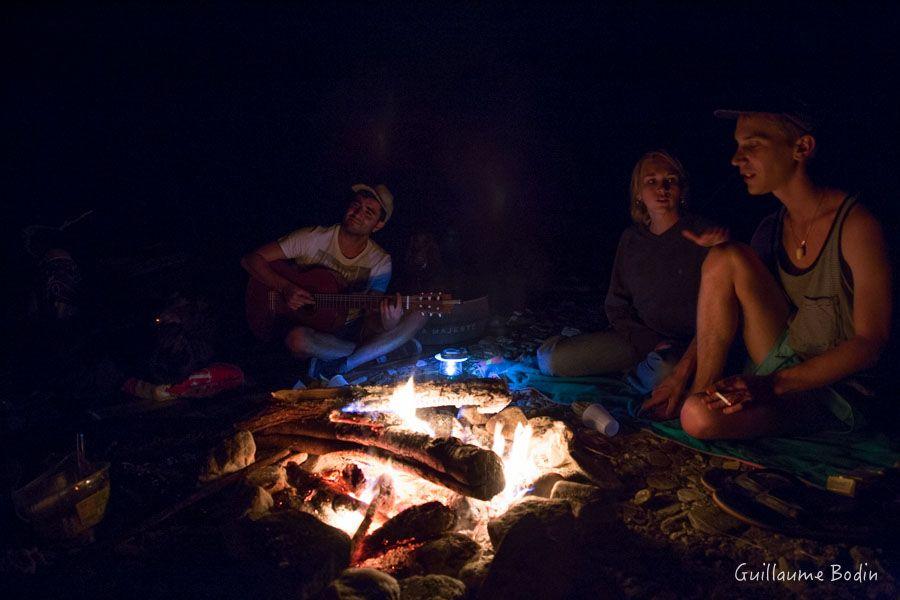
left=703, top=386, right=738, bottom=411
left=711, top=390, right=732, bottom=407
left=703, top=374, right=777, bottom=413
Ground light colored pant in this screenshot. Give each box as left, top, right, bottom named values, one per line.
left=536, top=330, right=639, bottom=377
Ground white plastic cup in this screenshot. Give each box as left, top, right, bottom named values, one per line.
left=582, top=403, right=619, bottom=437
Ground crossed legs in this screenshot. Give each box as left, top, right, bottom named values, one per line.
left=284, top=326, right=356, bottom=360
left=284, top=311, right=428, bottom=371
left=343, top=311, right=428, bottom=372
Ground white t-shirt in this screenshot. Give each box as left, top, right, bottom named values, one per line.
left=277, top=224, right=392, bottom=294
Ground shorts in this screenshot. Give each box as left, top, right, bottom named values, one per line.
left=751, top=330, right=862, bottom=432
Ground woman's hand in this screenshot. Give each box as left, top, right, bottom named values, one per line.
left=682, top=227, right=730, bottom=247
left=640, top=370, right=688, bottom=420
left=380, top=293, right=404, bottom=331
left=703, top=374, right=776, bottom=414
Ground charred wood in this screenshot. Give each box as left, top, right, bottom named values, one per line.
left=236, top=399, right=344, bottom=433
left=284, top=462, right=366, bottom=514
left=350, top=474, right=395, bottom=562
left=356, top=501, right=456, bottom=562
left=255, top=434, right=502, bottom=500
left=262, top=421, right=505, bottom=499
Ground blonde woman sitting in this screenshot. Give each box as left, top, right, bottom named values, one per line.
left=538, top=150, right=727, bottom=419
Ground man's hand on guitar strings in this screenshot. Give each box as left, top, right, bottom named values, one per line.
left=380, top=292, right=404, bottom=331
left=281, top=283, right=314, bottom=309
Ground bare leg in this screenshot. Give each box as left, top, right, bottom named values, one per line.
left=680, top=390, right=831, bottom=440
left=343, top=312, right=429, bottom=372
left=681, top=243, right=804, bottom=440
left=284, top=326, right=356, bottom=360
left=691, top=243, right=790, bottom=393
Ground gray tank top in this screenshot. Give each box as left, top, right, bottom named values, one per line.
left=776, top=195, right=857, bottom=359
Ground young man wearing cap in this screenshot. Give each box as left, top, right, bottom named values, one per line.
left=242, top=183, right=426, bottom=377
left=678, top=106, right=892, bottom=439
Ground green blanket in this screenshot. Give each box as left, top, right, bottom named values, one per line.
left=500, top=362, right=899, bottom=487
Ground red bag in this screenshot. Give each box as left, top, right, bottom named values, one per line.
left=166, top=363, right=245, bottom=398
left=124, top=363, right=245, bottom=401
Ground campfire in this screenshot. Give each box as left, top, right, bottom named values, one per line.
left=235, top=375, right=580, bottom=567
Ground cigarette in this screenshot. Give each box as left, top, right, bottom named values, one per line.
left=712, top=391, right=732, bottom=406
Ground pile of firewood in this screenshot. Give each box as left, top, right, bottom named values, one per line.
left=237, top=378, right=512, bottom=501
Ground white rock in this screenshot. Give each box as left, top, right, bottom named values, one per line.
left=457, top=406, right=488, bottom=426
left=486, top=407, right=527, bottom=441
left=241, top=485, right=273, bottom=520
left=199, top=430, right=256, bottom=482
left=528, top=417, right=572, bottom=468
left=245, top=464, right=288, bottom=492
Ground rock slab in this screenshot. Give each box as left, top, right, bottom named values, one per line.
left=487, top=497, right=573, bottom=550
left=200, top=430, right=256, bottom=482
left=324, top=568, right=400, bottom=600
left=480, top=504, right=578, bottom=600
left=411, top=533, right=480, bottom=578
left=400, top=575, right=466, bottom=600
left=229, top=510, right=350, bottom=599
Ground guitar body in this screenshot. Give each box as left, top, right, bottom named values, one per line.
left=246, top=262, right=350, bottom=341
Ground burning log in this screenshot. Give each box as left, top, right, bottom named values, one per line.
left=356, top=501, right=456, bottom=562
left=261, top=378, right=511, bottom=414
left=328, top=409, right=398, bottom=429
left=237, top=379, right=510, bottom=436
left=256, top=433, right=358, bottom=456
left=255, top=434, right=502, bottom=500
left=350, top=473, right=395, bottom=561
left=263, top=420, right=505, bottom=500
left=285, top=462, right=367, bottom=514
left=237, top=400, right=345, bottom=433
left=330, top=408, right=455, bottom=437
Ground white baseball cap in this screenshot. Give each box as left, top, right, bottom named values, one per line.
left=351, top=183, right=394, bottom=223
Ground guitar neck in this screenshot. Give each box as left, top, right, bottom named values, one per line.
left=311, top=293, right=411, bottom=309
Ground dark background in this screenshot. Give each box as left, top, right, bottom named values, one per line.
left=4, top=1, right=898, bottom=312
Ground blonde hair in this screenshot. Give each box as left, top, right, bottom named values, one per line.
left=628, top=150, right=689, bottom=227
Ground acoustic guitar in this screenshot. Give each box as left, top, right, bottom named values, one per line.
left=245, top=262, right=459, bottom=342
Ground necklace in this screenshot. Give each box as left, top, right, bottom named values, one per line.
left=786, top=195, right=825, bottom=261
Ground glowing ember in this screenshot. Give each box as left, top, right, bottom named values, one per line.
left=389, top=377, right=435, bottom=436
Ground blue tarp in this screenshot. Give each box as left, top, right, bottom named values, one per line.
left=488, top=358, right=899, bottom=487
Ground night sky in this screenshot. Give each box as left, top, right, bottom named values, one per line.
left=4, top=2, right=898, bottom=310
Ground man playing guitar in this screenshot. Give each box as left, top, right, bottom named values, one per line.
left=241, top=183, right=429, bottom=378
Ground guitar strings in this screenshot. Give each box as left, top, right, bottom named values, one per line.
left=308, top=293, right=453, bottom=308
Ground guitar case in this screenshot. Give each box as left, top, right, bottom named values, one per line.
left=416, top=295, right=490, bottom=346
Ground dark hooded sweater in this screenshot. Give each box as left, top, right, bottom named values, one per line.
left=604, top=214, right=712, bottom=356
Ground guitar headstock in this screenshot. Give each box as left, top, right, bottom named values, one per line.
left=410, top=292, right=459, bottom=318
